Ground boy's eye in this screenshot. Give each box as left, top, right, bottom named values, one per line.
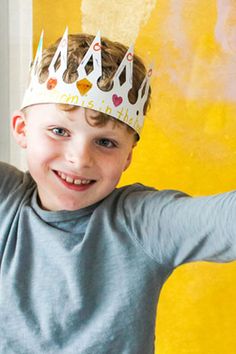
left=51, top=127, right=69, bottom=137
left=96, top=138, right=117, bottom=148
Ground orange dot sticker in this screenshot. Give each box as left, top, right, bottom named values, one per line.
left=93, top=42, right=101, bottom=51
left=47, top=78, right=57, bottom=90
left=76, top=78, right=93, bottom=95
left=127, top=53, right=133, bottom=62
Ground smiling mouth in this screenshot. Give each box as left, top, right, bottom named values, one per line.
left=53, top=170, right=96, bottom=187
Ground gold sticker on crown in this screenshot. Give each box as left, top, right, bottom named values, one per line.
left=76, top=79, right=92, bottom=96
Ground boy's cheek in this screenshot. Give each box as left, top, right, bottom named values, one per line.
left=27, top=135, right=59, bottom=153
left=26, top=145, right=54, bottom=166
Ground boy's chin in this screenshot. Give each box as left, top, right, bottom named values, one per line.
left=37, top=193, right=99, bottom=212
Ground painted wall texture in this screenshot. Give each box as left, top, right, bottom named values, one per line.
left=33, top=0, right=236, bottom=353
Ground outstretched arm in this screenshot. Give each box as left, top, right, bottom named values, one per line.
left=122, top=185, right=236, bottom=268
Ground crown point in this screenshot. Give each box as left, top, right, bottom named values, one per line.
left=37, top=30, right=44, bottom=52
left=63, top=27, right=69, bottom=37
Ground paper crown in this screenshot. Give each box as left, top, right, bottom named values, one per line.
left=21, top=29, right=152, bottom=136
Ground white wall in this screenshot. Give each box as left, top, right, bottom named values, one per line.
left=0, top=0, right=10, bottom=163
left=0, top=0, right=32, bottom=170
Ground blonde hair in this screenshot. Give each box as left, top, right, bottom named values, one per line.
left=36, top=33, right=152, bottom=141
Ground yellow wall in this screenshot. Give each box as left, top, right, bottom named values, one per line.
left=33, top=1, right=236, bottom=353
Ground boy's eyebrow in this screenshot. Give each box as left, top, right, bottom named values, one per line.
left=60, top=111, right=77, bottom=122
left=85, top=108, right=102, bottom=119
left=60, top=108, right=101, bottom=122
left=64, top=115, right=76, bottom=122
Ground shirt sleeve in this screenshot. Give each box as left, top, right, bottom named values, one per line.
left=122, top=185, right=236, bottom=268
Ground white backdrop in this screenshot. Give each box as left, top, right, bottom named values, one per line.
left=0, top=0, right=32, bottom=170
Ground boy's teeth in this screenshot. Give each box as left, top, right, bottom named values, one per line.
left=58, top=172, right=92, bottom=185
left=74, top=179, right=82, bottom=185
left=66, top=176, right=74, bottom=183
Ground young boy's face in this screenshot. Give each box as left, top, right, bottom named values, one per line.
left=12, top=104, right=135, bottom=211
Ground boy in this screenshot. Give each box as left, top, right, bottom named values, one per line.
left=0, top=31, right=236, bottom=354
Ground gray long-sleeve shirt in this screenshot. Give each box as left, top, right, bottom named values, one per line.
left=0, top=162, right=235, bottom=353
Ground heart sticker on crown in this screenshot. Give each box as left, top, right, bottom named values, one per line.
left=112, top=94, right=123, bottom=107
left=76, top=78, right=93, bottom=96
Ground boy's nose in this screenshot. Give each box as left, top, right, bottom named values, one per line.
left=65, top=143, right=94, bottom=168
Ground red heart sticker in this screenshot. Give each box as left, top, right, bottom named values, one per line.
left=112, top=94, right=123, bottom=107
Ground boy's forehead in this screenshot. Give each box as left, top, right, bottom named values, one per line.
left=26, top=104, right=125, bottom=132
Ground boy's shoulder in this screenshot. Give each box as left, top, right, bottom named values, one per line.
left=111, top=183, right=157, bottom=201
left=0, top=161, right=22, bottom=176
left=113, top=182, right=187, bottom=200
left=0, top=161, right=26, bottom=182
left=0, top=161, right=34, bottom=199
left=104, top=182, right=187, bottom=213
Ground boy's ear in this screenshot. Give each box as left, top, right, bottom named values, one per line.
left=11, top=110, right=27, bottom=149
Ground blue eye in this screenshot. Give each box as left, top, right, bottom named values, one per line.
left=97, top=138, right=117, bottom=148
left=51, top=127, right=69, bottom=137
